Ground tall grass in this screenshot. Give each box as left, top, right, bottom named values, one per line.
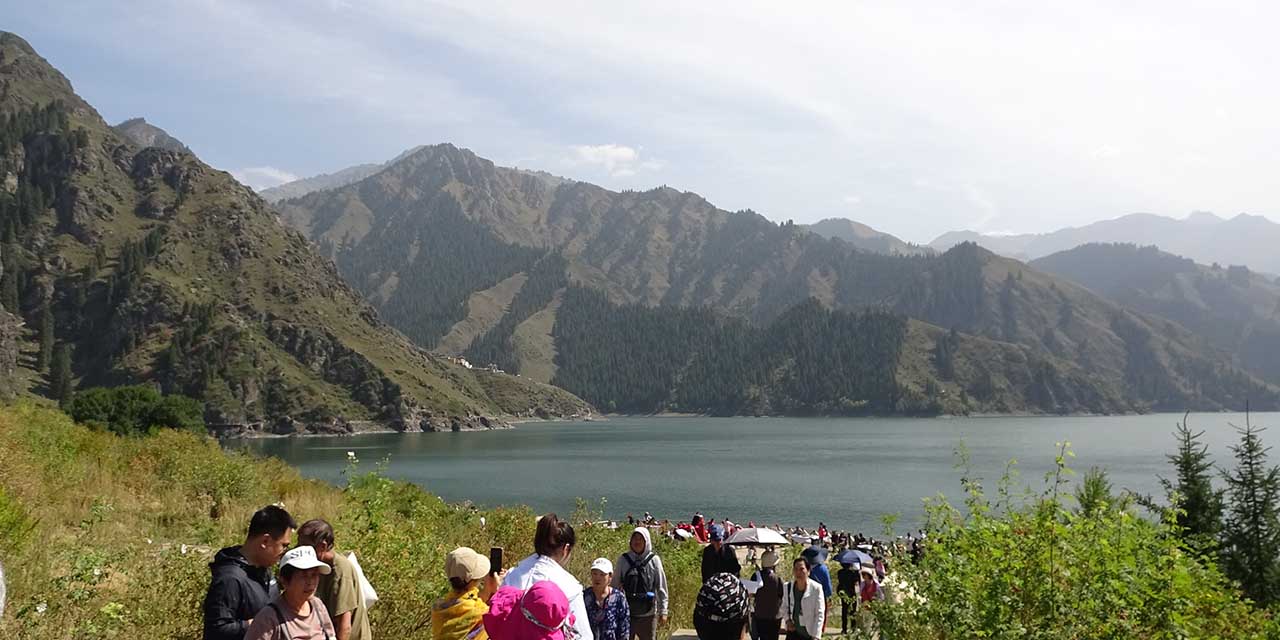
left=0, top=402, right=714, bottom=639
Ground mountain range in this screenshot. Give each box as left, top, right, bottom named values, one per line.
left=275, top=143, right=1280, bottom=415
left=7, top=29, right=1279, bottom=424
left=932, top=212, right=1280, bottom=274
left=0, top=32, right=589, bottom=434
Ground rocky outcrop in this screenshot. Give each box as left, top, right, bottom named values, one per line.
left=111, top=117, right=191, bottom=154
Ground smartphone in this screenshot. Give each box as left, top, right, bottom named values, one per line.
left=489, top=546, right=503, bottom=573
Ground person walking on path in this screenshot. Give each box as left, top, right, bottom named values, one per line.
left=243, top=546, right=337, bottom=640
left=701, top=524, right=741, bottom=583
left=297, top=519, right=371, bottom=640
left=504, top=513, right=594, bottom=640
left=835, top=562, right=858, bottom=635
left=432, top=547, right=502, bottom=640
left=585, top=557, right=630, bottom=640
left=800, top=547, right=832, bottom=632
left=204, top=505, right=296, bottom=640
left=613, top=527, right=668, bottom=640
left=781, top=558, right=824, bottom=640
left=693, top=572, right=751, bottom=640
left=858, top=565, right=883, bottom=604
left=750, top=551, right=784, bottom=640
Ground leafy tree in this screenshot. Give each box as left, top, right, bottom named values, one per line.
left=1221, top=416, right=1280, bottom=604
left=63, top=385, right=203, bottom=435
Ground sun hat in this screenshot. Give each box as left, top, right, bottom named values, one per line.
left=590, top=557, right=613, bottom=574
left=859, top=564, right=876, bottom=578
left=709, top=523, right=726, bottom=541
left=279, top=546, right=332, bottom=575
left=695, top=572, right=749, bottom=623
left=483, top=583, right=575, bottom=640
left=760, top=550, right=779, bottom=568
left=446, top=546, right=491, bottom=582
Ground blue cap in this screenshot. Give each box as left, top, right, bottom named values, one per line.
left=709, top=524, right=726, bottom=541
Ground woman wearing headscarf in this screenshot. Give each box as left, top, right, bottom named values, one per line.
left=613, top=527, right=669, bottom=640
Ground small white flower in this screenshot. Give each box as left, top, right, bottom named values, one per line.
left=36, top=602, right=47, bottom=614
left=93, top=568, right=101, bottom=578
left=347, top=451, right=356, bottom=459
left=181, top=544, right=189, bottom=555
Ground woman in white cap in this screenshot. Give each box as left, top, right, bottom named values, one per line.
left=584, top=557, right=630, bottom=640
left=244, top=545, right=336, bottom=640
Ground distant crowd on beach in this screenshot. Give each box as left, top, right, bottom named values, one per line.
left=202, top=506, right=923, bottom=640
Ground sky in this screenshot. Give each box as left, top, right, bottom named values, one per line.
left=5, top=1, right=1278, bottom=243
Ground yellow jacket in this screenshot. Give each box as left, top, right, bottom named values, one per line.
left=432, top=585, right=489, bottom=640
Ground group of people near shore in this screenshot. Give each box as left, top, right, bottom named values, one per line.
left=203, top=506, right=905, bottom=640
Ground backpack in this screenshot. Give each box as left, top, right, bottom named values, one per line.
left=620, top=553, right=657, bottom=615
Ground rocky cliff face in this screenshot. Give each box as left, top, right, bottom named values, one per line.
left=111, top=117, right=191, bottom=154
left=0, top=32, right=592, bottom=433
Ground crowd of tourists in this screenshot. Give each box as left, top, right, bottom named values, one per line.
left=203, top=506, right=909, bottom=640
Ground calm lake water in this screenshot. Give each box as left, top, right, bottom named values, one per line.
left=225, top=413, right=1280, bottom=534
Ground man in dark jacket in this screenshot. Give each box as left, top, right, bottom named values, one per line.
left=203, top=505, right=296, bottom=640
left=700, top=524, right=741, bottom=583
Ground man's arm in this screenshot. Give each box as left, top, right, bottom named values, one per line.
left=654, top=556, right=669, bottom=624
left=203, top=577, right=250, bottom=640
left=333, top=611, right=353, bottom=640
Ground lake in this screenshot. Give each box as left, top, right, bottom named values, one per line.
left=225, top=412, right=1280, bottom=534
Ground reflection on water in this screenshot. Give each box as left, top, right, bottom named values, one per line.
left=226, top=412, right=1280, bottom=534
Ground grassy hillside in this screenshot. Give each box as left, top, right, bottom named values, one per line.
left=0, top=32, right=590, bottom=431
left=0, top=402, right=702, bottom=638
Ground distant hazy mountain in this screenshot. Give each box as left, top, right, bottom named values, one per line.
left=111, top=117, right=190, bottom=153
left=275, top=144, right=1280, bottom=414
left=930, top=212, right=1280, bottom=273
left=1033, top=243, right=1280, bottom=383
left=259, top=146, right=425, bottom=202
left=803, top=218, right=931, bottom=255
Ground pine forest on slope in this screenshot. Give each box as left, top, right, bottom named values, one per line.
left=276, top=144, right=1280, bottom=415
left=0, top=32, right=590, bottom=434
left=1032, top=243, right=1280, bottom=383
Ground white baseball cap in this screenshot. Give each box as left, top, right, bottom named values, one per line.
left=279, top=546, right=332, bottom=574
left=590, top=557, right=613, bottom=574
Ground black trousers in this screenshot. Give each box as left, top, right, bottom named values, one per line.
left=754, top=617, right=782, bottom=640
left=841, top=599, right=854, bottom=634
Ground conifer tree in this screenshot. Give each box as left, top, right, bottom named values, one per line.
left=1221, top=416, right=1280, bottom=604
left=1159, top=413, right=1223, bottom=552
left=1075, top=466, right=1114, bottom=516
left=37, top=301, right=53, bottom=372
left=49, top=343, right=73, bottom=403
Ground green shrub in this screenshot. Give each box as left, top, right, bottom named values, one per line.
left=64, top=385, right=203, bottom=435
left=861, top=443, right=1280, bottom=639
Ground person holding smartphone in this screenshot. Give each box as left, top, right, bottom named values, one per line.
left=432, top=547, right=505, bottom=640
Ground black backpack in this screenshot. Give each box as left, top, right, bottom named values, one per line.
left=621, top=553, right=657, bottom=615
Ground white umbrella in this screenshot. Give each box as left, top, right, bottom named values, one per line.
left=726, top=527, right=789, bottom=546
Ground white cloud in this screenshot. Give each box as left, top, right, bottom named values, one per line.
left=843, top=195, right=863, bottom=206
left=231, top=167, right=300, bottom=191
left=566, top=144, right=662, bottom=178
left=31, top=1, right=1280, bottom=242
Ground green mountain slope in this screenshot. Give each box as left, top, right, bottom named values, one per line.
left=274, top=138, right=1280, bottom=415
left=0, top=32, right=590, bottom=433
left=1033, top=243, right=1280, bottom=383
